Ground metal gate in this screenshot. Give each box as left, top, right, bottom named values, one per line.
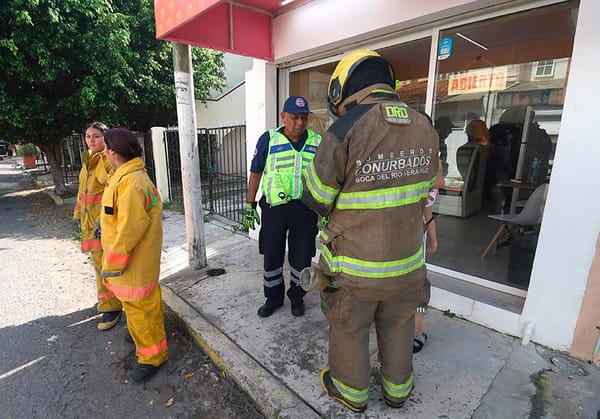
left=164, top=125, right=247, bottom=224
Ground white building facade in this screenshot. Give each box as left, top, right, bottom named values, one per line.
left=242, top=0, right=599, bottom=361
left=156, top=0, right=600, bottom=362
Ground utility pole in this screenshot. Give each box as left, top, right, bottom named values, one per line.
left=172, top=42, right=207, bottom=269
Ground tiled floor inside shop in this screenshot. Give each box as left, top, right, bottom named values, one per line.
left=428, top=210, right=536, bottom=291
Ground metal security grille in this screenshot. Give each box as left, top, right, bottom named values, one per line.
left=164, top=125, right=247, bottom=224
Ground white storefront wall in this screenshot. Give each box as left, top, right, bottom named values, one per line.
left=244, top=0, right=600, bottom=351
left=520, top=0, right=600, bottom=350
left=195, top=84, right=246, bottom=128
left=245, top=60, right=277, bottom=241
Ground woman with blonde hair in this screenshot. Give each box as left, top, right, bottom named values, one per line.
left=73, top=122, right=122, bottom=331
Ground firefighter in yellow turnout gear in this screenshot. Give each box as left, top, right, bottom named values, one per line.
left=301, top=50, right=439, bottom=412
left=73, top=122, right=122, bottom=331
left=100, top=128, right=167, bottom=383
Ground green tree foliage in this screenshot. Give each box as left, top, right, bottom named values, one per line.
left=0, top=0, right=225, bottom=194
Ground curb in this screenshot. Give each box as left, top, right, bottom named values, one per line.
left=32, top=177, right=64, bottom=206
left=161, top=286, right=321, bottom=419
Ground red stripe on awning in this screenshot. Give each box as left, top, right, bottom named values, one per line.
left=154, top=0, right=277, bottom=61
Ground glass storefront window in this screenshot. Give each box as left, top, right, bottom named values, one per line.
left=286, top=0, right=579, bottom=290
left=429, top=1, right=579, bottom=289
left=289, top=37, right=432, bottom=136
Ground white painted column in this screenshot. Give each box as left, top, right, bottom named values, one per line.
left=150, top=127, right=169, bottom=202
left=521, top=0, right=600, bottom=350
left=245, top=59, right=277, bottom=241
left=173, top=42, right=207, bottom=269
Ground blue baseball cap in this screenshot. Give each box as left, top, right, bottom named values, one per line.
left=283, top=96, right=311, bottom=114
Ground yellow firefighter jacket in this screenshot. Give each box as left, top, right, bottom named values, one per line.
left=302, top=85, right=439, bottom=300
left=100, top=157, right=163, bottom=302
left=73, top=150, right=114, bottom=252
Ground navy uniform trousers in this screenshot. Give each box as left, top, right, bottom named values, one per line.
left=258, top=196, right=318, bottom=304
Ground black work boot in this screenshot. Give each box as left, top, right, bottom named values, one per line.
left=257, top=300, right=283, bottom=318
left=291, top=300, right=305, bottom=317
left=132, top=363, right=161, bottom=382
left=320, top=368, right=367, bottom=413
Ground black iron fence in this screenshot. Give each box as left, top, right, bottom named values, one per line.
left=137, top=131, right=156, bottom=184
left=51, top=126, right=246, bottom=224
left=62, top=133, right=86, bottom=183
left=164, top=125, right=247, bottom=224
left=59, top=130, right=156, bottom=185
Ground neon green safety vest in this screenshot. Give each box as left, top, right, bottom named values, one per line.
left=262, top=129, right=321, bottom=206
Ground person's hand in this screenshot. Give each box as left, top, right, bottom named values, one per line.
left=426, top=238, right=438, bottom=254
left=243, top=202, right=260, bottom=230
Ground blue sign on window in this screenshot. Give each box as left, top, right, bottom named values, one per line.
left=438, top=37, right=453, bottom=60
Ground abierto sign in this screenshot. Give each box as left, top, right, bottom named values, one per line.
left=448, top=66, right=508, bottom=95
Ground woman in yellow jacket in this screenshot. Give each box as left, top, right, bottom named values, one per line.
left=101, top=128, right=167, bottom=382
left=73, top=122, right=122, bottom=331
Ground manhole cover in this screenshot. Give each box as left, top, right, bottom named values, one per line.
left=206, top=268, right=225, bottom=277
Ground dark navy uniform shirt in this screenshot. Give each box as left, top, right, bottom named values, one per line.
left=250, top=127, right=309, bottom=174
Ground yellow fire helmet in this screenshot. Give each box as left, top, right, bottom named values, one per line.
left=327, top=49, right=395, bottom=117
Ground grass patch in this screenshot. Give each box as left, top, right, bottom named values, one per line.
left=529, top=369, right=551, bottom=418
left=232, top=224, right=248, bottom=233
left=163, top=200, right=184, bottom=212
left=442, top=309, right=456, bottom=318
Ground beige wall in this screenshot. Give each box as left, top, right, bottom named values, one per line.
left=571, top=234, right=600, bottom=363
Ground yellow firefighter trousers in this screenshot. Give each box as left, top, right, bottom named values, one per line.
left=321, top=286, right=419, bottom=392
left=91, top=251, right=122, bottom=312
left=122, top=285, right=168, bottom=366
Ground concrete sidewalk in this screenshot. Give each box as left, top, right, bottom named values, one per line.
left=24, top=165, right=600, bottom=418
left=159, top=211, right=600, bottom=419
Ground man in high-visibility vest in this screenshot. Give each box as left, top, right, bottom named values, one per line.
left=301, top=50, right=439, bottom=412
left=244, top=96, right=321, bottom=318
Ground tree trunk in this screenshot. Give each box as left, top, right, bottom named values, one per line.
left=43, top=142, right=68, bottom=196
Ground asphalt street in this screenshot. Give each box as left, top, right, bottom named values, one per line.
left=0, top=159, right=263, bottom=419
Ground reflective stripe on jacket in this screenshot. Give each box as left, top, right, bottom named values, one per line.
left=73, top=150, right=114, bottom=253
left=301, top=86, right=439, bottom=295
left=261, top=129, right=321, bottom=206
left=100, top=157, right=163, bottom=301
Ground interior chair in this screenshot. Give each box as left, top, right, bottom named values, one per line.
left=481, top=183, right=547, bottom=259
left=434, top=143, right=488, bottom=217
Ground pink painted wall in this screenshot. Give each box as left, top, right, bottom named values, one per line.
left=571, top=234, right=600, bottom=362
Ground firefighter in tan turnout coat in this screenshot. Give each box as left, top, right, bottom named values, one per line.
left=301, top=49, right=439, bottom=412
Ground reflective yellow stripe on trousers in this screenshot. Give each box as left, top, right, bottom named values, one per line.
left=382, top=373, right=414, bottom=399
left=332, top=376, right=369, bottom=404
